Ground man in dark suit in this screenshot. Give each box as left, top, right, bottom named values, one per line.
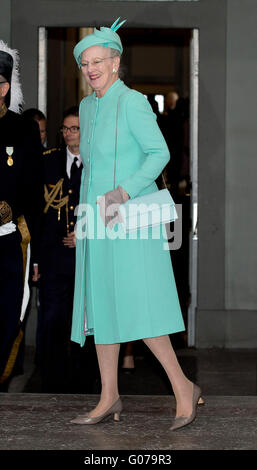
left=0, top=41, right=43, bottom=390
left=36, top=106, right=84, bottom=392
left=22, top=108, right=47, bottom=150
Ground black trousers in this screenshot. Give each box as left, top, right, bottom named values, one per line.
left=38, top=244, right=99, bottom=393
left=0, top=231, right=23, bottom=384
left=37, top=243, right=80, bottom=393
left=38, top=257, right=75, bottom=392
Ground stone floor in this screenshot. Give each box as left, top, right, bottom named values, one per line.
left=0, top=393, right=256, bottom=451
left=1, top=346, right=257, bottom=451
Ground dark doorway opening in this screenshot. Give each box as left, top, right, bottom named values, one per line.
left=45, top=27, right=192, bottom=344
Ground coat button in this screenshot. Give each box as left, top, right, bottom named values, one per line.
left=70, top=205, right=74, bottom=211
left=70, top=221, right=74, bottom=227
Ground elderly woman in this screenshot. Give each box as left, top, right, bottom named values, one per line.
left=70, top=19, right=204, bottom=431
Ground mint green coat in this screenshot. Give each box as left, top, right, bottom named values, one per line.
left=71, top=79, right=185, bottom=346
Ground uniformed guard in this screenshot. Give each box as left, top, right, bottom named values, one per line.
left=37, top=106, right=84, bottom=392
left=0, top=40, right=43, bottom=390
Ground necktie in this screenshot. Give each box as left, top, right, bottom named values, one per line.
left=70, top=157, right=78, bottom=180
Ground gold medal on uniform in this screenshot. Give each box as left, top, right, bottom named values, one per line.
left=6, top=147, right=14, bottom=166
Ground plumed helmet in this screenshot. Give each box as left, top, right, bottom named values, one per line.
left=0, top=40, right=24, bottom=113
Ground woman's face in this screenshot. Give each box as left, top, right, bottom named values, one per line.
left=81, top=45, right=120, bottom=98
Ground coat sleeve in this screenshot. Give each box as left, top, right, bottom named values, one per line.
left=119, top=91, right=170, bottom=199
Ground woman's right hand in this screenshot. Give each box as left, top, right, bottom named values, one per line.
left=97, top=186, right=130, bottom=229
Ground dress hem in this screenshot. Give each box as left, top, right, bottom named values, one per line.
left=71, top=326, right=185, bottom=346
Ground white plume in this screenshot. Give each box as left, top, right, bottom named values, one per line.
left=0, top=40, right=24, bottom=113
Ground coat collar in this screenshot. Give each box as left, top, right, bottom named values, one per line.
left=93, top=78, right=125, bottom=103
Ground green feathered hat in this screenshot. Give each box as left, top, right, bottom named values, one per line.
left=74, top=18, right=126, bottom=66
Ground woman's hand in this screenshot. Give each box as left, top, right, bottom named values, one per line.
left=97, top=185, right=130, bottom=229
left=63, top=231, right=76, bottom=248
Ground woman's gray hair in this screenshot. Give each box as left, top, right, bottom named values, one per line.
left=109, top=48, right=125, bottom=79
left=109, top=48, right=121, bottom=58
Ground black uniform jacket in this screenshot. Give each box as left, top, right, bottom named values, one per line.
left=0, top=109, right=44, bottom=261
left=39, top=146, right=82, bottom=274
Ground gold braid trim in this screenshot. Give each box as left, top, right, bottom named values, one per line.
left=0, top=201, right=12, bottom=226
left=44, top=178, right=69, bottom=214
left=0, top=216, right=30, bottom=384
left=0, top=329, right=24, bottom=384
left=0, top=103, right=7, bottom=119
left=44, top=178, right=70, bottom=234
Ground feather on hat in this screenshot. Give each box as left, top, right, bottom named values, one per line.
left=0, top=40, right=24, bottom=113
left=74, top=18, right=126, bottom=66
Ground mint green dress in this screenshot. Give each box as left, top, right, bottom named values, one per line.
left=71, top=79, right=185, bottom=346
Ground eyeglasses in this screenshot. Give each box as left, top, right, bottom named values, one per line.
left=60, top=125, right=80, bottom=134
left=80, top=57, right=114, bottom=69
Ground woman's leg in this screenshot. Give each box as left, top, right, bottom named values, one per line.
left=143, top=335, right=194, bottom=418
left=88, top=343, right=120, bottom=418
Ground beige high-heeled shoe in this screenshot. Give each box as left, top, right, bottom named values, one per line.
left=169, top=384, right=205, bottom=431
left=70, top=397, right=123, bottom=425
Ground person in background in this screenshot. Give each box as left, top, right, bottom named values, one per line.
left=121, top=342, right=135, bottom=374
left=0, top=40, right=43, bottom=390
left=22, top=108, right=47, bottom=149
left=159, top=91, right=184, bottom=197
left=159, top=92, right=191, bottom=332
left=21, top=108, right=48, bottom=366
left=35, top=106, right=87, bottom=393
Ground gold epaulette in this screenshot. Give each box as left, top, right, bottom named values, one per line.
left=43, top=147, right=60, bottom=156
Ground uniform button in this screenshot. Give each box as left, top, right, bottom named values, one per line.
left=68, top=189, right=73, bottom=194
left=70, top=205, right=74, bottom=211
left=70, top=221, right=74, bottom=226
